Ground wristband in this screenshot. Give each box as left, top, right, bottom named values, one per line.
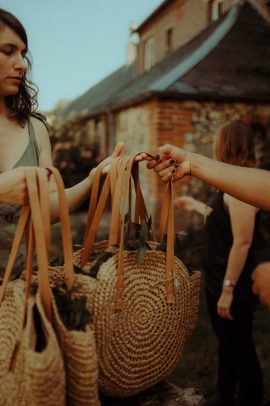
left=223, top=279, right=236, bottom=288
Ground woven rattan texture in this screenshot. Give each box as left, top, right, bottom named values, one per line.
left=0, top=282, right=66, bottom=406
left=52, top=294, right=100, bottom=406
left=0, top=280, right=25, bottom=405
left=73, top=241, right=200, bottom=397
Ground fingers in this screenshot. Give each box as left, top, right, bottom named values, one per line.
left=152, top=159, right=177, bottom=174
left=217, top=306, right=233, bottom=320
left=147, top=159, right=159, bottom=169
left=158, top=144, right=175, bottom=158
left=134, top=152, right=148, bottom=162
left=153, top=161, right=177, bottom=183
left=112, top=142, right=124, bottom=158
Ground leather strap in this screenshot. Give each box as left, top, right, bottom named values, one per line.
left=0, top=206, right=30, bottom=303
left=0, top=166, right=76, bottom=322
left=165, top=180, right=175, bottom=304
left=81, top=156, right=129, bottom=267
left=83, top=157, right=113, bottom=244
left=109, top=157, right=130, bottom=246
left=80, top=151, right=176, bottom=307
left=47, top=166, right=75, bottom=288
left=80, top=170, right=112, bottom=267
left=25, top=169, right=52, bottom=320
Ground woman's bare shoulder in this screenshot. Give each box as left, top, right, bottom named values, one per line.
left=30, top=114, right=49, bottom=135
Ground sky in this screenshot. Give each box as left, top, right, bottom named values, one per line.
left=1, top=0, right=162, bottom=112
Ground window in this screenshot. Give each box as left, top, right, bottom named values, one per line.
left=212, top=0, right=223, bottom=21
left=166, top=28, right=173, bottom=52
left=144, top=37, right=155, bottom=71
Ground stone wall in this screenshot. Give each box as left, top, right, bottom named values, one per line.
left=115, top=101, right=158, bottom=216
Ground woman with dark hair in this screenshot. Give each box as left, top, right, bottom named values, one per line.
left=150, top=120, right=264, bottom=405
left=0, top=8, right=38, bottom=123
left=0, top=8, right=125, bottom=279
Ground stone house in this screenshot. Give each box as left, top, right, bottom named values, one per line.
left=58, top=0, right=270, bottom=230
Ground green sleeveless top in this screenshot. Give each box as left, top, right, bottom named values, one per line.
left=0, top=119, right=39, bottom=279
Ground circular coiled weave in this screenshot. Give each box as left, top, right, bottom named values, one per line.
left=90, top=247, right=200, bottom=397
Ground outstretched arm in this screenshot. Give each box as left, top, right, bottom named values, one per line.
left=48, top=142, right=125, bottom=223
left=34, top=118, right=126, bottom=223
left=148, top=144, right=270, bottom=211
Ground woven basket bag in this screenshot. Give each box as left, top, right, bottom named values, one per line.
left=0, top=167, right=100, bottom=406
left=44, top=167, right=100, bottom=406
left=0, top=170, right=66, bottom=406
left=28, top=166, right=100, bottom=406
left=77, top=155, right=201, bottom=397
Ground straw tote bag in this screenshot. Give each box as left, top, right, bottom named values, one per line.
left=43, top=167, right=100, bottom=406
left=27, top=167, right=100, bottom=406
left=76, top=155, right=201, bottom=398
left=0, top=167, right=100, bottom=406
left=0, top=169, right=66, bottom=406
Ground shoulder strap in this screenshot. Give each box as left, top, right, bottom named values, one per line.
left=31, top=112, right=51, bottom=131
left=28, top=118, right=40, bottom=164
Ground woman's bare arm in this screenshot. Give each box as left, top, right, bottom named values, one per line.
left=217, top=196, right=256, bottom=320
left=149, top=144, right=270, bottom=211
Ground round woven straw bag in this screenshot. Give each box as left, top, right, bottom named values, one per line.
left=93, top=249, right=200, bottom=397
left=79, top=155, right=201, bottom=397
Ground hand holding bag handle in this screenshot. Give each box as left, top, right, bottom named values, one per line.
left=82, top=153, right=154, bottom=254
left=82, top=157, right=201, bottom=398
left=81, top=153, right=155, bottom=266
left=80, top=154, right=176, bottom=307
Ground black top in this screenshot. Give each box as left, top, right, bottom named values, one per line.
left=204, top=191, right=260, bottom=302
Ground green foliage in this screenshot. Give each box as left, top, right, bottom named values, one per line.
left=124, top=216, right=152, bottom=265
left=82, top=251, right=114, bottom=277
left=49, top=122, right=102, bottom=191
left=52, top=282, right=92, bottom=331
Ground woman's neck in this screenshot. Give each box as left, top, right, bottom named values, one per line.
left=0, top=98, right=8, bottom=117
left=0, top=99, right=17, bottom=124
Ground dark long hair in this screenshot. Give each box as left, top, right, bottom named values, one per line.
left=214, top=120, right=256, bottom=168
left=0, top=9, right=38, bottom=124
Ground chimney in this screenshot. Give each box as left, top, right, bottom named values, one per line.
left=126, top=23, right=138, bottom=66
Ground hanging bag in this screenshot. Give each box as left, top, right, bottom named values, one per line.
left=76, top=154, right=201, bottom=397
left=0, top=167, right=100, bottom=406
left=0, top=169, right=66, bottom=406
left=28, top=166, right=100, bottom=406
left=43, top=167, right=100, bottom=406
